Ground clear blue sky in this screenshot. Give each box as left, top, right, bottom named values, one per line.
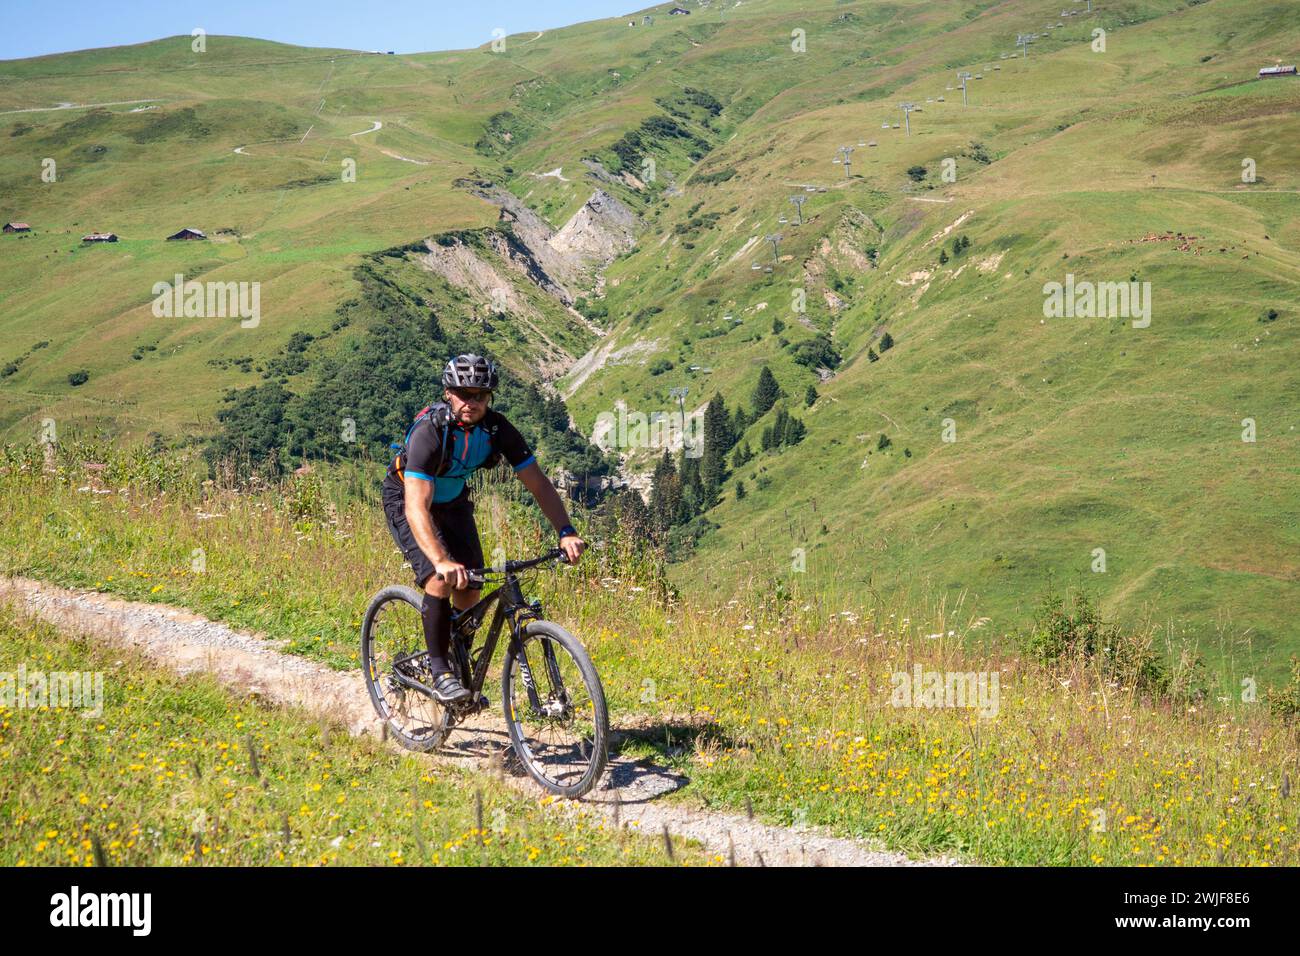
left=0, top=0, right=645, bottom=61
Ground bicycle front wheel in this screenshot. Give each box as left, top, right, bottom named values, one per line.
left=502, top=620, right=608, bottom=798
left=360, top=585, right=451, bottom=752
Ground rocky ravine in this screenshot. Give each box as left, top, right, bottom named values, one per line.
left=413, top=180, right=638, bottom=381
left=447, top=178, right=638, bottom=304
left=0, top=576, right=963, bottom=867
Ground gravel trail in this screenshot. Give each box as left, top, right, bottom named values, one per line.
left=0, top=576, right=962, bottom=867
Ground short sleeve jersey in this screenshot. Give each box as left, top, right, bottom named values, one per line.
left=390, top=407, right=535, bottom=505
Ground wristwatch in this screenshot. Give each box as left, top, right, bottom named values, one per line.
left=558, top=524, right=578, bottom=540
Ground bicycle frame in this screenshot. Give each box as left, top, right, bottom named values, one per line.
left=384, top=547, right=568, bottom=719
left=447, top=569, right=551, bottom=717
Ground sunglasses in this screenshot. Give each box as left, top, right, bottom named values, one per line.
left=448, top=387, right=492, bottom=403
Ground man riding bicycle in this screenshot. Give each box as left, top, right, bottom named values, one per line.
left=382, top=353, right=586, bottom=704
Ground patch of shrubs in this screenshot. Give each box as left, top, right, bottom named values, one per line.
left=631, top=304, right=663, bottom=326
left=789, top=336, right=841, bottom=370
left=1025, top=590, right=1206, bottom=702
left=693, top=166, right=737, bottom=185
left=1267, top=656, right=1300, bottom=722
left=574, top=297, right=609, bottom=322
left=674, top=210, right=721, bottom=236
left=608, top=114, right=710, bottom=172
left=760, top=406, right=806, bottom=450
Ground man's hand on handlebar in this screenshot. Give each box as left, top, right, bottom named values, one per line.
left=559, top=532, right=586, bottom=565
left=432, top=559, right=469, bottom=590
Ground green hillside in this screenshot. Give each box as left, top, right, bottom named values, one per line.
left=1, top=0, right=1298, bottom=677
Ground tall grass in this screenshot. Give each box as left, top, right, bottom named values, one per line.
left=3, top=439, right=1298, bottom=865
left=0, top=607, right=708, bottom=866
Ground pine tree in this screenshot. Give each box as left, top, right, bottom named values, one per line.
left=804, top=384, right=818, bottom=407
left=700, top=392, right=731, bottom=495
left=679, top=449, right=699, bottom=484
left=879, top=332, right=894, bottom=352
left=619, top=486, right=652, bottom=531
left=731, top=405, right=749, bottom=437
left=735, top=480, right=746, bottom=500
left=770, top=406, right=791, bottom=446
left=784, top=415, right=806, bottom=445
left=648, top=450, right=681, bottom=535
left=543, top=394, right=569, bottom=431
left=938, top=248, right=949, bottom=265
left=868, top=348, right=879, bottom=362
left=681, top=454, right=708, bottom=513
left=752, top=365, right=781, bottom=417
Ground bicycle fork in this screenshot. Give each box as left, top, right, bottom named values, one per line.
left=513, top=636, right=570, bottom=720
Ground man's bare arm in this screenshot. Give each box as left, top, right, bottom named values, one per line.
left=404, top=478, right=448, bottom=565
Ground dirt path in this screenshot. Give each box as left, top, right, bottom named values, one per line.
left=379, top=149, right=430, bottom=165
left=0, top=577, right=961, bottom=867
left=0, top=98, right=164, bottom=115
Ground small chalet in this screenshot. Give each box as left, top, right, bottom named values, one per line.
left=3, top=222, right=31, bottom=233
left=166, top=227, right=206, bottom=241
left=82, top=232, right=118, bottom=243
left=669, top=6, right=691, bottom=14
left=1259, top=65, right=1297, bottom=78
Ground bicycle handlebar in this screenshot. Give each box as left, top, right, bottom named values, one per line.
left=432, top=547, right=568, bottom=584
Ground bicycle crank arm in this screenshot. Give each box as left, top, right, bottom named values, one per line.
left=389, top=666, right=440, bottom=699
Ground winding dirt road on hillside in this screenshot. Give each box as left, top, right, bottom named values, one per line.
left=0, top=576, right=962, bottom=868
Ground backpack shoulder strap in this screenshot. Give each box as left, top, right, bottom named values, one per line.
left=392, top=402, right=448, bottom=475
left=427, top=403, right=455, bottom=477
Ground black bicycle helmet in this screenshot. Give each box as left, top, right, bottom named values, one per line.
left=442, top=353, right=499, bottom=390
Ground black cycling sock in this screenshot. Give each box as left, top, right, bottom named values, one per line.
left=420, top=592, right=453, bottom=676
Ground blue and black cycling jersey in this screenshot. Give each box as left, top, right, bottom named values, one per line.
left=384, top=404, right=535, bottom=505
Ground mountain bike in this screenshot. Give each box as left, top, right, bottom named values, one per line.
left=360, top=547, right=608, bottom=798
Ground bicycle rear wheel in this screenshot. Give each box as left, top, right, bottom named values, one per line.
left=360, top=585, right=450, bottom=752
left=501, top=620, right=608, bottom=798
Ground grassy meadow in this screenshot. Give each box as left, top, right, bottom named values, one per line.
left=2, top=441, right=1298, bottom=865
left=0, top=599, right=709, bottom=867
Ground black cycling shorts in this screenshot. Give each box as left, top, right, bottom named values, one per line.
left=382, top=488, right=485, bottom=591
